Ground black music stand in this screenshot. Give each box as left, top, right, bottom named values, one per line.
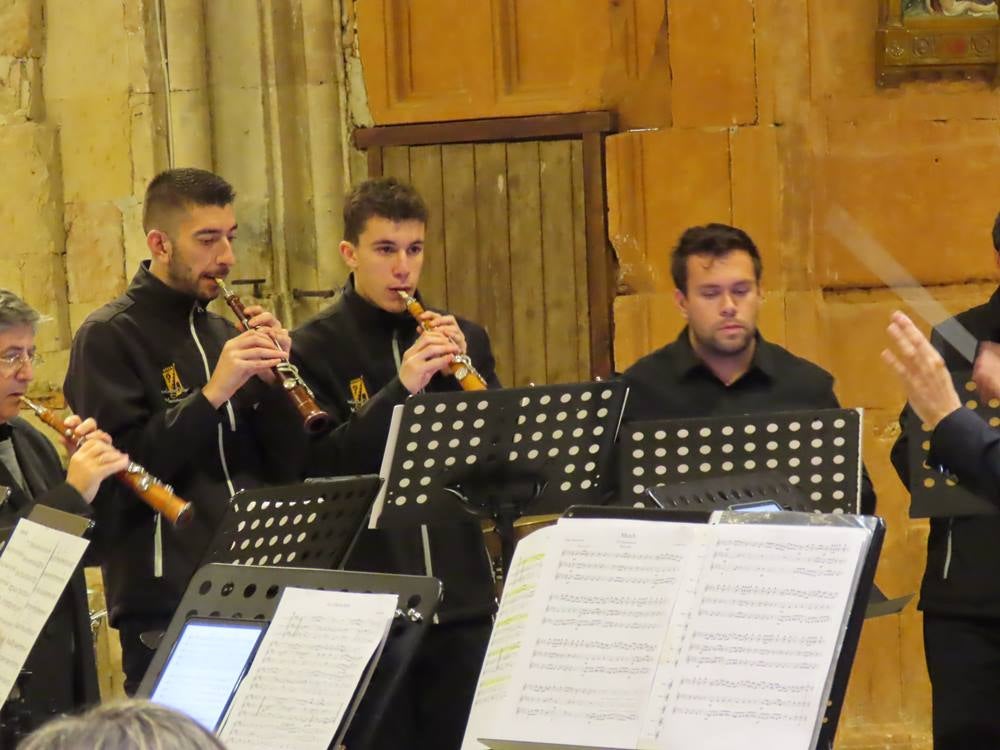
left=908, top=371, right=1000, bottom=516
left=203, top=477, right=380, bottom=569
left=377, top=382, right=628, bottom=573
left=137, top=562, right=440, bottom=750
left=562, top=504, right=885, bottom=750
left=619, top=408, right=863, bottom=512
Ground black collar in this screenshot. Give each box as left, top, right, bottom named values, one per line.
left=987, top=286, right=1000, bottom=341
left=126, top=260, right=207, bottom=319
left=0, top=422, right=10, bottom=442
left=670, top=327, right=776, bottom=382
left=340, top=274, right=422, bottom=335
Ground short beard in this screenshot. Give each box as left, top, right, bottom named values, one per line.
left=691, top=326, right=755, bottom=359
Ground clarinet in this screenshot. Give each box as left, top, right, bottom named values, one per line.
left=397, top=291, right=488, bottom=391
left=214, top=278, right=331, bottom=435
left=20, top=396, right=194, bottom=528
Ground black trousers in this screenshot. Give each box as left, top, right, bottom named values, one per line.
left=924, top=613, right=1000, bottom=749
left=116, top=614, right=170, bottom=696
left=367, top=617, right=492, bottom=750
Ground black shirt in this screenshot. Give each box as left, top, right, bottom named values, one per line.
left=622, top=328, right=877, bottom=514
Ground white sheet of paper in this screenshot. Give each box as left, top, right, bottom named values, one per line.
left=219, top=587, right=398, bottom=750
left=639, top=523, right=868, bottom=750
left=461, top=525, right=555, bottom=750
left=0, top=518, right=88, bottom=703
left=370, top=404, right=404, bottom=528
left=482, top=518, right=705, bottom=750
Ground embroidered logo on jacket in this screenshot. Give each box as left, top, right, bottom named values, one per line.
left=161, top=364, right=190, bottom=403
left=349, top=376, right=370, bottom=412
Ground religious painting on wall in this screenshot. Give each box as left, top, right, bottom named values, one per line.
left=877, top=0, right=1000, bottom=85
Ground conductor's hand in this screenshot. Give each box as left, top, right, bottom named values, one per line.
left=203, top=329, right=287, bottom=408
left=65, top=437, right=130, bottom=503
left=399, top=331, right=460, bottom=395
left=242, top=304, right=291, bottom=386
left=882, top=310, right=961, bottom=430
left=973, top=342, right=1000, bottom=403
left=417, top=311, right=466, bottom=355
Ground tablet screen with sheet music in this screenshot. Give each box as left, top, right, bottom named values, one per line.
left=149, top=618, right=266, bottom=731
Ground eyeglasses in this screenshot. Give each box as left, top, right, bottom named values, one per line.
left=0, top=351, right=43, bottom=375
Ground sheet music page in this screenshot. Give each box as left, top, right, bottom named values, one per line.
left=0, top=518, right=88, bottom=703
left=639, top=523, right=869, bottom=750
left=369, top=404, right=404, bottom=528
left=483, top=518, right=707, bottom=750
left=461, top=525, right=556, bottom=750
left=219, top=587, right=398, bottom=750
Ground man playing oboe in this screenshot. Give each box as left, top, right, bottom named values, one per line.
left=0, top=289, right=128, bottom=740
left=292, top=177, right=501, bottom=750
left=63, top=168, right=310, bottom=695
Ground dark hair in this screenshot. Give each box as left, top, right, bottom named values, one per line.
left=142, top=168, right=236, bottom=233
left=670, top=223, right=762, bottom=292
left=17, top=699, right=227, bottom=750
left=343, top=177, right=428, bottom=244
left=992, top=210, right=1000, bottom=252
left=0, top=289, right=42, bottom=333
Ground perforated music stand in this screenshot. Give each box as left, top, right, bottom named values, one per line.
left=643, top=470, right=809, bottom=511
left=562, top=504, right=884, bottom=750
left=377, top=382, right=627, bottom=572
left=203, top=477, right=380, bottom=569
left=908, top=371, right=1000, bottom=516
left=619, top=408, right=863, bottom=513
left=136, top=562, right=440, bottom=750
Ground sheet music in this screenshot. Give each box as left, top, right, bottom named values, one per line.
left=462, top=525, right=555, bottom=750
left=219, top=587, right=397, bottom=750
left=0, top=518, right=88, bottom=703
left=639, top=523, right=868, bottom=750
left=484, top=518, right=705, bottom=750
left=369, top=404, right=403, bottom=528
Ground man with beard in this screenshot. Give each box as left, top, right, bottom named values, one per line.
left=621, top=223, right=876, bottom=514
left=64, top=168, right=308, bottom=694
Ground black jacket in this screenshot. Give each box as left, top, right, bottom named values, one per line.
left=0, top=418, right=99, bottom=740
left=63, top=262, right=307, bottom=626
left=292, top=276, right=500, bottom=622
left=622, top=329, right=877, bottom=514
left=890, top=287, right=1000, bottom=616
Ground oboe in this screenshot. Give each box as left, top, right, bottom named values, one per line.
left=397, top=291, right=488, bottom=391
left=20, top=396, right=194, bottom=528
left=214, top=278, right=331, bottom=435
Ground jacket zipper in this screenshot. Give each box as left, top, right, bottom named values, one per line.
left=189, top=305, right=236, bottom=499
left=942, top=518, right=953, bottom=579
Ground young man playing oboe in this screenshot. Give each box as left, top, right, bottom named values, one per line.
left=292, top=177, right=501, bottom=750
left=0, top=289, right=128, bottom=740
left=62, top=168, right=312, bottom=695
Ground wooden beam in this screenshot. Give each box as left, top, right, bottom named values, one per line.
left=353, top=111, right=616, bottom=150
left=366, top=145, right=383, bottom=177
left=582, top=131, right=614, bottom=379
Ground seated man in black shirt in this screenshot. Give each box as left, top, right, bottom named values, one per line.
left=622, top=223, right=876, bottom=514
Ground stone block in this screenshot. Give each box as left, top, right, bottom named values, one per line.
left=210, top=85, right=268, bottom=198
left=43, top=0, right=129, bottom=98
left=166, top=88, right=213, bottom=170
left=205, top=0, right=263, bottom=89
left=606, top=129, right=731, bottom=294
left=0, top=0, right=40, bottom=57
left=129, top=93, right=163, bottom=198
left=65, top=201, right=126, bottom=305
left=817, top=119, right=1000, bottom=288
left=667, top=0, right=756, bottom=127
left=48, top=93, right=131, bottom=203
left=817, top=284, right=997, bottom=410
left=21, top=252, right=70, bottom=351
left=69, top=300, right=105, bottom=335
left=730, top=125, right=783, bottom=286
left=29, top=347, right=69, bottom=397
left=121, top=199, right=147, bottom=276
left=0, top=55, right=36, bottom=124
left=0, top=122, right=62, bottom=256
left=163, top=0, right=207, bottom=91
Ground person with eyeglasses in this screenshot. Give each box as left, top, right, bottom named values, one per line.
left=0, top=289, right=130, bottom=743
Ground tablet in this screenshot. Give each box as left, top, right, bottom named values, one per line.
left=149, top=617, right=266, bottom=731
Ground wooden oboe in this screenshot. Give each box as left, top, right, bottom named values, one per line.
left=214, top=277, right=331, bottom=435
left=397, top=291, right=488, bottom=391
left=20, top=396, right=194, bottom=528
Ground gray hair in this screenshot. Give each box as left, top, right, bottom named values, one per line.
left=0, top=289, right=41, bottom=333
left=17, top=699, right=228, bottom=750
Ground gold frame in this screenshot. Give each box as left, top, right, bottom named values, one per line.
left=877, top=0, right=1000, bottom=86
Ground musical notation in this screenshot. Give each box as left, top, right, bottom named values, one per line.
left=219, top=587, right=397, bottom=750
